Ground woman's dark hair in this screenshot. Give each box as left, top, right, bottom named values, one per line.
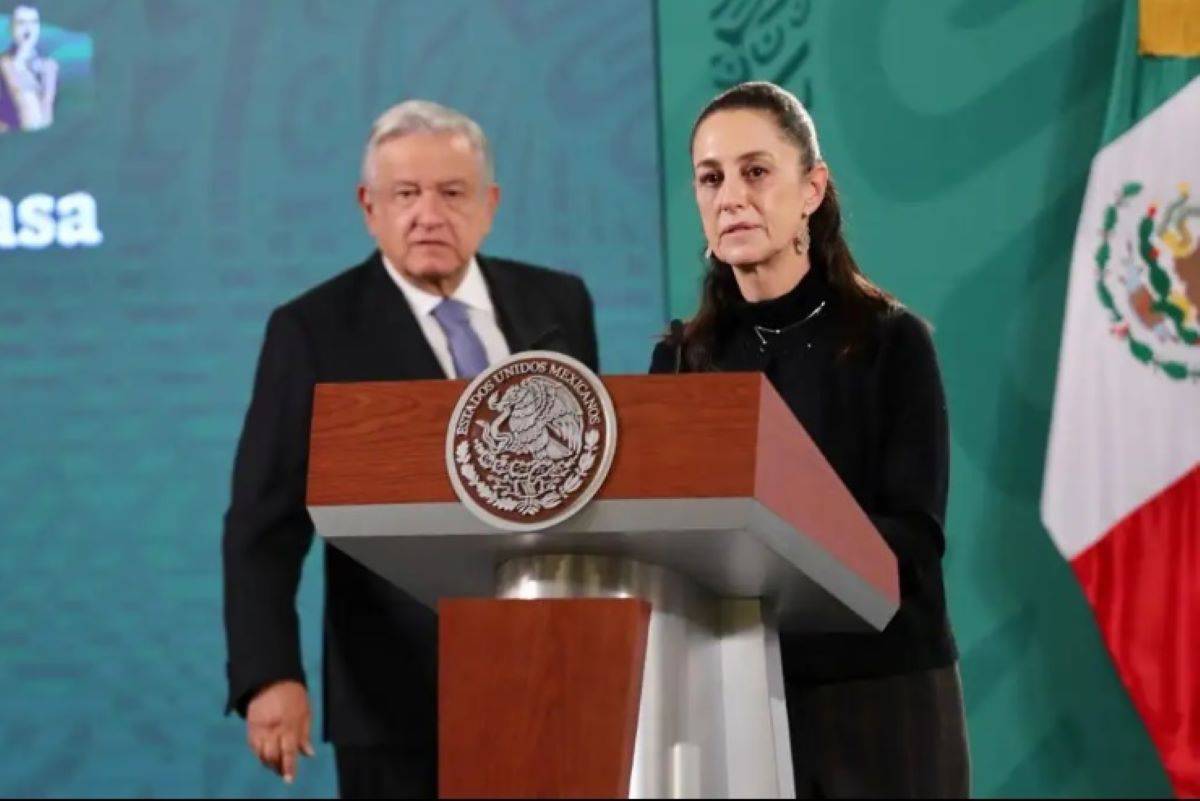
left=670, top=81, right=896, bottom=370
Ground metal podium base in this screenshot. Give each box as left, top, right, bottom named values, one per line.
left=496, top=554, right=796, bottom=799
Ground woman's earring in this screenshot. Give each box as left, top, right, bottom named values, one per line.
left=793, top=213, right=810, bottom=255
left=705, top=246, right=714, bottom=261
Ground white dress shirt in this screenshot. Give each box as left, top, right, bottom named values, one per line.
left=382, top=255, right=511, bottom=378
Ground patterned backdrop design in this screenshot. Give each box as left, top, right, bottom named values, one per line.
left=658, top=0, right=1172, bottom=796
left=0, top=0, right=662, bottom=796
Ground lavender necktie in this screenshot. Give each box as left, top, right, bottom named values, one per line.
left=430, top=298, right=490, bottom=378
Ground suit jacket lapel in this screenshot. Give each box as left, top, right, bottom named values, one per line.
left=359, top=251, right=447, bottom=380
left=479, top=254, right=557, bottom=354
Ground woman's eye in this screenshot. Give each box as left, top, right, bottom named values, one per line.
left=746, top=165, right=768, bottom=180
left=698, top=172, right=721, bottom=187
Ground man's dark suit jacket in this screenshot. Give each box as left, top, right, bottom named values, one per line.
left=222, top=251, right=599, bottom=751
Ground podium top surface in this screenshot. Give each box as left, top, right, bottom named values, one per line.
left=307, top=373, right=899, bottom=632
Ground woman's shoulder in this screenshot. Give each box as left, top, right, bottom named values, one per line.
left=837, top=300, right=937, bottom=368
left=839, top=295, right=929, bottom=344
left=868, top=303, right=943, bottom=386
left=648, top=321, right=686, bottom=374
left=879, top=304, right=935, bottom=346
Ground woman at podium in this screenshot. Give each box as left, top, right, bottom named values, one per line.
left=650, top=81, right=969, bottom=797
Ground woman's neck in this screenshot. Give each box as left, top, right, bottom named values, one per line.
left=730, top=248, right=811, bottom=302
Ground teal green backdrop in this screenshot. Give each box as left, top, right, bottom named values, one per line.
left=0, top=0, right=1175, bottom=796
left=0, top=1, right=662, bottom=796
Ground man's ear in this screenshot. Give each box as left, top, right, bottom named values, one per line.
left=357, top=184, right=376, bottom=236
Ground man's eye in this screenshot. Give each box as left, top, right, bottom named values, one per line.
left=746, top=166, right=768, bottom=179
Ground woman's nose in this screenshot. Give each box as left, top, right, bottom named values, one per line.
left=715, top=177, right=748, bottom=211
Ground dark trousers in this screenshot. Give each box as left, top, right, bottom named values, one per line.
left=787, top=664, right=971, bottom=798
left=334, top=746, right=436, bottom=800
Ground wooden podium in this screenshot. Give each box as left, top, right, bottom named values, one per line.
left=307, top=373, right=899, bottom=798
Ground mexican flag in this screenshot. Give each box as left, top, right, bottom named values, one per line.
left=1041, top=2, right=1200, bottom=795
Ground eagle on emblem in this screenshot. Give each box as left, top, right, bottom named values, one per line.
left=476, top=375, right=585, bottom=462
left=1115, top=184, right=1200, bottom=340
left=1158, top=184, right=1200, bottom=327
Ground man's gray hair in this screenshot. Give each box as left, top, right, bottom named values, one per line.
left=361, top=100, right=494, bottom=185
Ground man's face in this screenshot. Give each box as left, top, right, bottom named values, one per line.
left=11, top=7, right=40, bottom=51
left=358, top=131, right=499, bottom=290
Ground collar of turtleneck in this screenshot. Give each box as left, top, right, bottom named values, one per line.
left=733, top=264, right=830, bottom=331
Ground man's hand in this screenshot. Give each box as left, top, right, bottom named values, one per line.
left=246, top=680, right=315, bottom=783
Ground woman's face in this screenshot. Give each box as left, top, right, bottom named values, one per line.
left=692, top=109, right=825, bottom=269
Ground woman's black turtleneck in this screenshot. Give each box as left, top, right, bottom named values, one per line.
left=650, top=267, right=957, bottom=685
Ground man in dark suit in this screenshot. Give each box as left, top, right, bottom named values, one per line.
left=221, top=100, right=599, bottom=798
